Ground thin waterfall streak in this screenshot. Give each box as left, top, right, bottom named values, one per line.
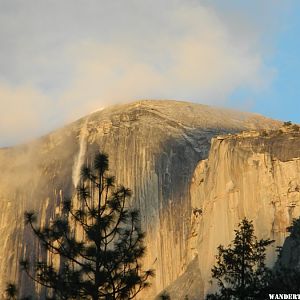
left=72, top=118, right=89, bottom=188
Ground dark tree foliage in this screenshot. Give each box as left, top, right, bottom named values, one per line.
left=262, top=217, right=300, bottom=294
left=264, top=267, right=300, bottom=294
left=207, top=218, right=274, bottom=300
left=159, top=291, right=171, bottom=300
left=21, top=152, right=154, bottom=300
left=287, top=217, right=300, bottom=241
left=5, top=283, right=17, bottom=300
left=283, top=121, right=292, bottom=126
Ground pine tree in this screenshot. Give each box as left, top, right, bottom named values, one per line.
left=207, top=218, right=274, bottom=300
left=5, top=283, right=17, bottom=300
left=159, top=291, right=171, bottom=300
left=21, top=152, right=154, bottom=299
left=263, top=217, right=300, bottom=293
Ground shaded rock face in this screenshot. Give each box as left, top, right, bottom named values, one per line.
left=0, top=100, right=280, bottom=299
left=279, top=236, right=300, bottom=270
left=190, top=130, right=300, bottom=297
left=156, top=257, right=203, bottom=300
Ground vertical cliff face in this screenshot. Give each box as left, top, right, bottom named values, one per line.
left=0, top=100, right=280, bottom=298
left=189, top=128, right=300, bottom=297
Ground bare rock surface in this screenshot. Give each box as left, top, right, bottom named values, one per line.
left=0, top=100, right=281, bottom=298
left=155, top=257, right=203, bottom=300
left=190, top=127, right=300, bottom=297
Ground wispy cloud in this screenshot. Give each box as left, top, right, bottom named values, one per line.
left=0, top=0, right=286, bottom=146
left=0, top=83, right=54, bottom=145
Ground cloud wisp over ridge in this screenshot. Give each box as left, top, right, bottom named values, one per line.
left=0, top=0, right=288, bottom=146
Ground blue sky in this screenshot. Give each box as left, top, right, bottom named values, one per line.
left=254, top=9, right=300, bottom=123
left=229, top=2, right=300, bottom=123
left=0, top=0, right=300, bottom=146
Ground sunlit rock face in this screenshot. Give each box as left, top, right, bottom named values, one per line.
left=0, top=100, right=280, bottom=299
left=189, top=129, right=300, bottom=298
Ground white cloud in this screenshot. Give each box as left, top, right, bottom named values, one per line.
left=0, top=0, right=280, bottom=145
left=0, top=83, right=54, bottom=145
left=56, top=3, right=275, bottom=121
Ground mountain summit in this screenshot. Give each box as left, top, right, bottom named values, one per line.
left=0, top=100, right=282, bottom=299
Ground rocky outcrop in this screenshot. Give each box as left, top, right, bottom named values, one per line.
left=156, top=257, right=203, bottom=300
left=0, top=100, right=281, bottom=298
left=189, top=126, right=300, bottom=297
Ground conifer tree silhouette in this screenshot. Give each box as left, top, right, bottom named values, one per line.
left=22, top=152, right=154, bottom=300
left=207, top=218, right=273, bottom=300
